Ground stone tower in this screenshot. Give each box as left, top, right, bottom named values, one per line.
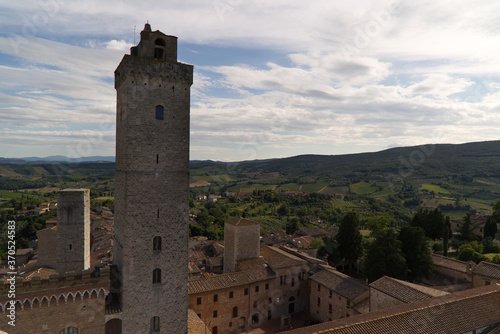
left=56, top=189, right=91, bottom=274
left=114, top=23, right=193, bottom=334
left=223, top=218, right=261, bottom=273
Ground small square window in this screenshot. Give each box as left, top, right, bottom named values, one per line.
left=255, top=285, right=259, bottom=293
left=197, top=297, right=202, bottom=305
left=244, top=288, right=249, bottom=295
left=265, top=283, right=269, bottom=290
left=213, top=310, right=218, bottom=318
left=214, top=294, right=218, bottom=302
left=229, top=291, right=234, bottom=298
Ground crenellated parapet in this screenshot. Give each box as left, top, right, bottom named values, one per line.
left=0, top=267, right=110, bottom=312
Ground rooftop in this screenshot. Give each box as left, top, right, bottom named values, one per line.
left=431, top=253, right=470, bottom=273
left=370, top=276, right=449, bottom=304
left=260, top=246, right=307, bottom=270
left=474, top=261, right=500, bottom=280
left=280, top=284, right=500, bottom=334
left=309, top=269, right=368, bottom=301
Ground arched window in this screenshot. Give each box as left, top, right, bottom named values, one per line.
left=232, top=306, right=238, bottom=318
left=155, top=105, right=164, bottom=120
left=59, top=328, right=78, bottom=334
left=154, top=39, right=166, bottom=60
left=155, top=38, right=166, bottom=46
left=153, top=236, right=162, bottom=251
left=151, top=316, right=160, bottom=331
left=105, top=319, right=122, bottom=334
left=153, top=268, right=161, bottom=284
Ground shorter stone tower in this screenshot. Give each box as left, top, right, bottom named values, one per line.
left=56, top=189, right=91, bottom=274
left=223, top=218, right=261, bottom=273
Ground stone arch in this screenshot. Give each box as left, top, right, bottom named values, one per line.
left=32, top=298, right=40, bottom=309
left=75, top=291, right=83, bottom=301
left=41, top=296, right=49, bottom=308
left=98, top=288, right=107, bottom=298
left=82, top=290, right=91, bottom=300
left=58, top=293, right=66, bottom=304
left=15, top=300, right=23, bottom=311
left=90, top=289, right=98, bottom=299
left=67, top=293, right=75, bottom=303
left=105, top=318, right=122, bottom=334
left=23, top=298, right=31, bottom=310
left=49, top=295, right=58, bottom=306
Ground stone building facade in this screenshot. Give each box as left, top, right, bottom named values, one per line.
left=37, top=226, right=57, bottom=268
left=113, top=23, right=193, bottom=334
left=308, top=268, right=368, bottom=322
left=56, top=189, right=91, bottom=274
left=0, top=268, right=109, bottom=333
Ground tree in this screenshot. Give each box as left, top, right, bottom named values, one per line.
left=286, top=218, right=299, bottom=235
left=443, top=216, right=451, bottom=256
left=398, top=226, right=433, bottom=282
left=308, top=238, right=325, bottom=250
left=457, top=213, right=478, bottom=242
left=484, top=216, right=498, bottom=240
left=336, top=212, right=363, bottom=273
left=317, top=237, right=341, bottom=266
left=457, top=247, right=486, bottom=263
left=410, top=208, right=446, bottom=240
left=365, top=216, right=389, bottom=237
left=363, top=229, right=408, bottom=283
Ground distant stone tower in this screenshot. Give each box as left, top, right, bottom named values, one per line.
left=56, top=189, right=91, bottom=274
left=224, top=218, right=261, bottom=273
left=114, top=23, right=193, bottom=334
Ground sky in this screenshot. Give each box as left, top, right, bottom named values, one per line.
left=1, top=0, right=500, bottom=162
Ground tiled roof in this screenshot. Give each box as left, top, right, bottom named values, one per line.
left=225, top=218, right=260, bottom=226
left=188, top=309, right=211, bottom=334
left=188, top=259, right=275, bottom=294
left=431, top=253, right=469, bottom=273
left=309, top=269, right=368, bottom=301
left=260, top=246, right=307, bottom=270
left=474, top=261, right=500, bottom=280
left=280, top=284, right=500, bottom=334
left=370, top=276, right=448, bottom=303
left=237, top=257, right=276, bottom=281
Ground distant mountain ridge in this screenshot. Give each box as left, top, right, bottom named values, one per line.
left=0, top=156, right=116, bottom=163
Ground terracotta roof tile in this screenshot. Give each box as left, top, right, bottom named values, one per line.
left=431, top=253, right=470, bottom=273
left=260, top=246, right=307, bottom=270
left=188, top=309, right=212, bottom=334
left=280, top=284, right=500, bottom=334
left=474, top=261, right=500, bottom=280
left=370, top=276, right=448, bottom=303
left=310, top=269, right=368, bottom=301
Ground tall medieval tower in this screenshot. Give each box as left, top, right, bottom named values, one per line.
left=114, top=23, right=193, bottom=333
left=56, top=188, right=91, bottom=274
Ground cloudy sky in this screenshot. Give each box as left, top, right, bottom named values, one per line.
left=1, top=0, right=500, bottom=161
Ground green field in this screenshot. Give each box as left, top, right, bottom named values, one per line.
left=420, top=183, right=451, bottom=195
left=350, top=182, right=379, bottom=195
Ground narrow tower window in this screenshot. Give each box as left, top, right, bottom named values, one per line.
left=151, top=316, right=160, bottom=331
left=153, top=268, right=161, bottom=284
left=156, top=154, right=159, bottom=164
left=69, top=244, right=72, bottom=250
left=153, top=236, right=162, bottom=251
left=155, top=105, right=164, bottom=120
